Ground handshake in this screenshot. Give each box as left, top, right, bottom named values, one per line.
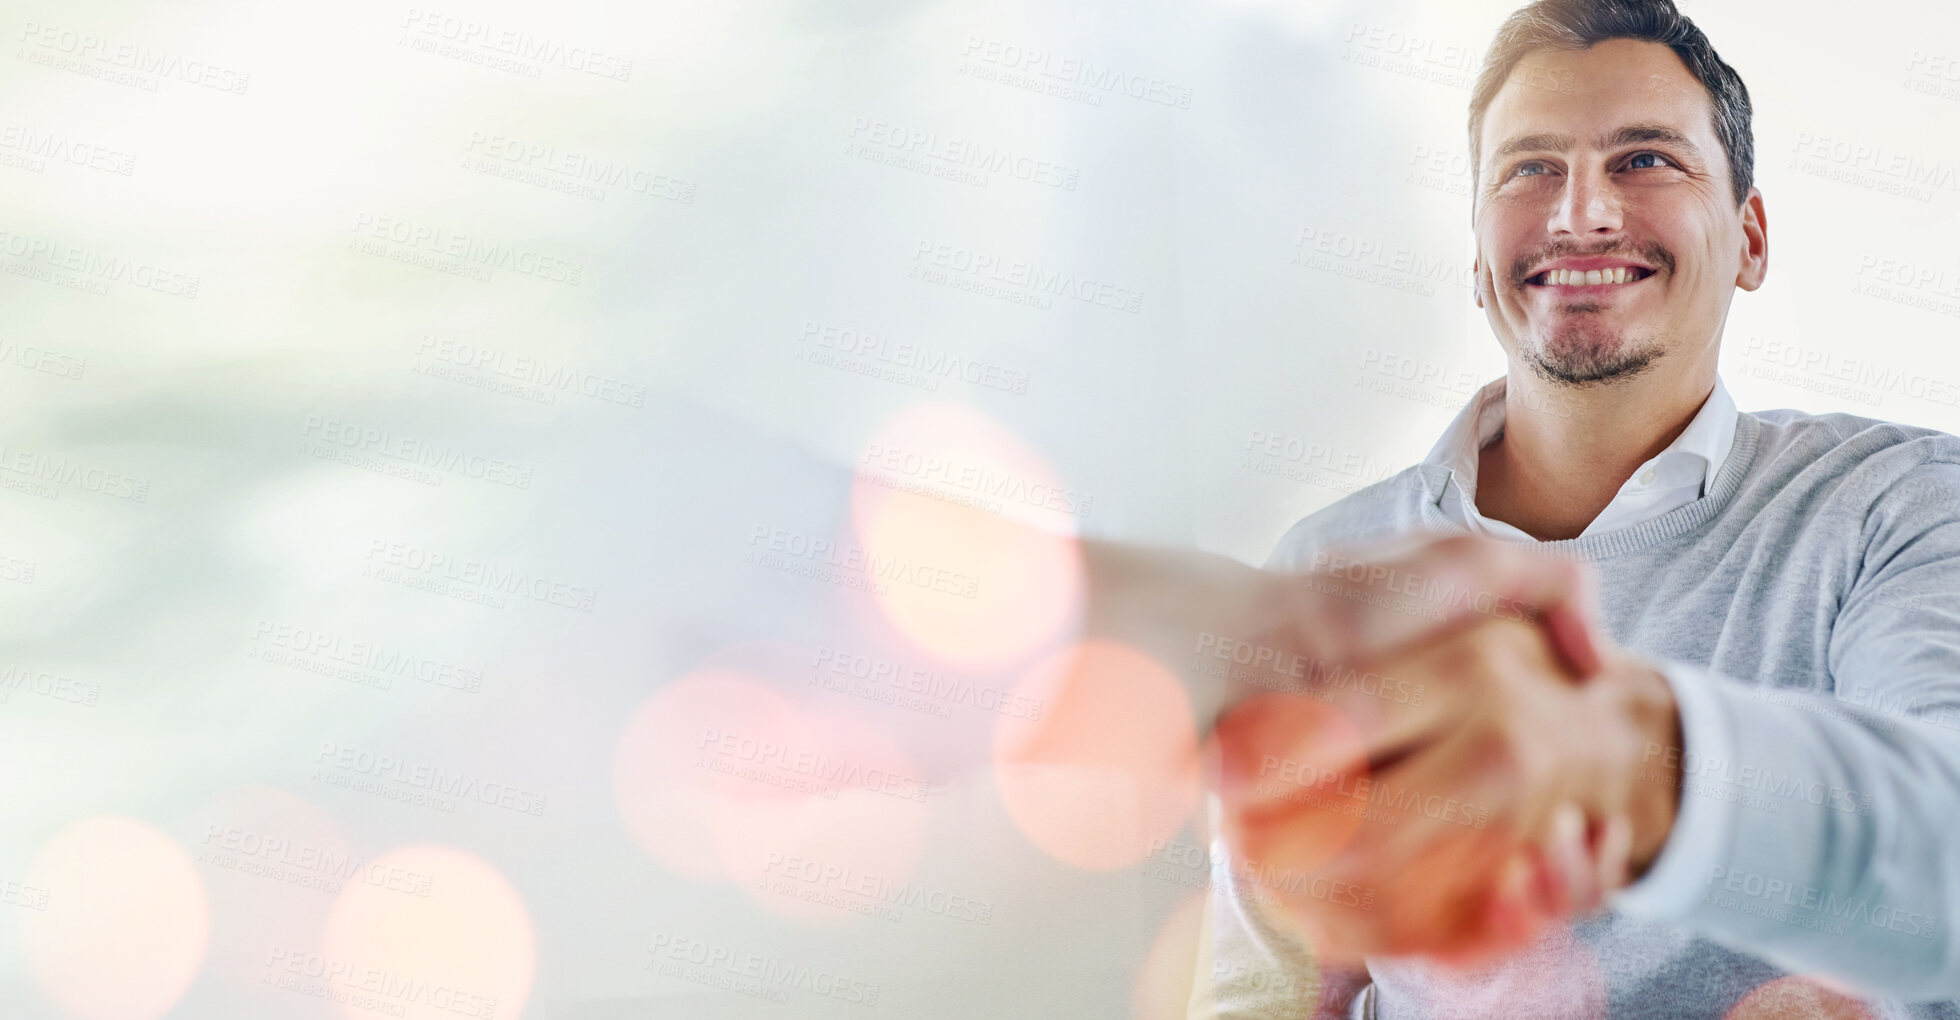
left=1083, top=531, right=1683, bottom=968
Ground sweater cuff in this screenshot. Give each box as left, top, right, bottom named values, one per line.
left=1611, top=658, right=1737, bottom=920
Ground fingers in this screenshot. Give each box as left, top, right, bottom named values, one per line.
left=1469, top=804, right=1625, bottom=963
left=1542, top=600, right=1604, bottom=680
left=1593, top=813, right=1635, bottom=901
left=1542, top=802, right=1593, bottom=915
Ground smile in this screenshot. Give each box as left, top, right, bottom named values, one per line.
left=1526, top=266, right=1656, bottom=287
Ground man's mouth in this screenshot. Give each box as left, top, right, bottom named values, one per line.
left=1525, top=266, right=1657, bottom=288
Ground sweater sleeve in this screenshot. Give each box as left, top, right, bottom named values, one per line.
left=1610, top=459, right=1960, bottom=1000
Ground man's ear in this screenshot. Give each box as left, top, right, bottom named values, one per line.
left=1473, top=256, right=1486, bottom=308
left=1736, top=187, right=1768, bottom=292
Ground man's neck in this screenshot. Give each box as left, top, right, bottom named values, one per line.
left=1475, top=364, right=1717, bottom=542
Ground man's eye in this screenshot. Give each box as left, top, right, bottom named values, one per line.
left=1626, top=152, right=1672, bottom=170
left=1512, top=161, right=1550, bottom=178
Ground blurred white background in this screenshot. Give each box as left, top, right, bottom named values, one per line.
left=1, top=0, right=1956, bottom=1016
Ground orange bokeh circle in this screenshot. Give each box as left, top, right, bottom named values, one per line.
left=852, top=403, right=1086, bottom=672
left=994, top=641, right=1201, bottom=871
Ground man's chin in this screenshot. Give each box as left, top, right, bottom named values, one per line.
left=1523, top=331, right=1657, bottom=386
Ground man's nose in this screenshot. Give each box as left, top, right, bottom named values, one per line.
left=1547, top=167, right=1623, bottom=235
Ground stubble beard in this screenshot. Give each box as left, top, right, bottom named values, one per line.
left=1521, top=313, right=1665, bottom=386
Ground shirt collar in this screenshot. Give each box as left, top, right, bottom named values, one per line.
left=1421, top=373, right=1740, bottom=504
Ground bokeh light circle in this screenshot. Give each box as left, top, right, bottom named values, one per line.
left=23, top=816, right=210, bottom=1020
left=994, top=641, right=1201, bottom=871
left=613, top=668, right=807, bottom=881
left=712, top=707, right=932, bottom=924
left=1133, top=892, right=1213, bottom=1020
left=320, top=845, right=535, bottom=1020
left=852, top=402, right=1086, bottom=671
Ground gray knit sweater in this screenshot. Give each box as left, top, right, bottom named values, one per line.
left=1202, top=407, right=1960, bottom=1019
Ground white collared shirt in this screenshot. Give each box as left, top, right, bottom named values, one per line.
left=1415, top=372, right=1741, bottom=928
left=1423, top=374, right=1739, bottom=540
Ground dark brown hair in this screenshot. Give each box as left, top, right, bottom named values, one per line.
left=1469, top=0, right=1754, bottom=207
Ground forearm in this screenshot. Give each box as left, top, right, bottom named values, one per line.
left=1617, top=662, right=1960, bottom=998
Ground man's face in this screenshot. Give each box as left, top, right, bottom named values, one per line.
left=1473, top=38, right=1760, bottom=387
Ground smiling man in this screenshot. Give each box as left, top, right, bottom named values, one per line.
left=1197, top=1, right=1960, bottom=1018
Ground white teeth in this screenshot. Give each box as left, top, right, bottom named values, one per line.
left=1540, top=267, right=1642, bottom=286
